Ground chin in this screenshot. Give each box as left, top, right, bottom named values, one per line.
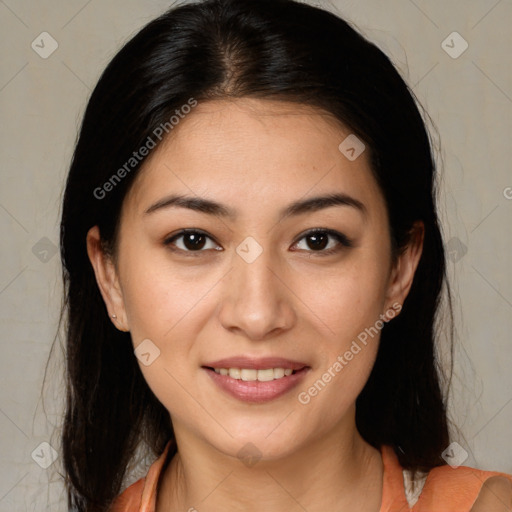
left=210, top=424, right=305, bottom=462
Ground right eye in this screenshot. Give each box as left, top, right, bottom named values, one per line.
left=163, top=229, right=222, bottom=255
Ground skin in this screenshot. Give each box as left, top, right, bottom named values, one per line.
left=471, top=476, right=512, bottom=511
left=87, top=98, right=426, bottom=511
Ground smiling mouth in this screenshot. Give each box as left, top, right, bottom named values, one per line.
left=202, top=364, right=310, bottom=403
left=202, top=366, right=308, bottom=382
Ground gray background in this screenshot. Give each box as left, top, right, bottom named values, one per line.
left=1, top=0, right=511, bottom=509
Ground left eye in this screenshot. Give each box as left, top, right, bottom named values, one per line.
left=292, top=229, right=353, bottom=255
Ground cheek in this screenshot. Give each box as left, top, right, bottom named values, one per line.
left=118, top=244, right=219, bottom=399
left=295, top=247, right=389, bottom=404
left=300, top=251, right=390, bottom=344
left=298, top=349, right=378, bottom=434
left=119, top=241, right=208, bottom=341
left=297, top=289, right=384, bottom=425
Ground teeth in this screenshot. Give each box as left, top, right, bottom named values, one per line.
left=213, top=367, right=298, bottom=381
left=252, top=368, right=274, bottom=382
left=274, top=368, right=285, bottom=378
left=241, top=369, right=258, bottom=381
left=228, top=368, right=241, bottom=379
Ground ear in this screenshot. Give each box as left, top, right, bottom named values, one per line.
left=383, top=221, right=424, bottom=316
left=86, top=226, right=130, bottom=332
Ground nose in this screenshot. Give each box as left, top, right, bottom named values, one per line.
left=218, top=238, right=296, bottom=341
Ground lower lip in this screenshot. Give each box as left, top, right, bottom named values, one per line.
left=203, top=367, right=310, bottom=403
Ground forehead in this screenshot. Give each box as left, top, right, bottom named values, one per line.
left=123, top=98, right=385, bottom=219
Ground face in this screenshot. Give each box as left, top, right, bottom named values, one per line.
left=88, top=98, right=422, bottom=461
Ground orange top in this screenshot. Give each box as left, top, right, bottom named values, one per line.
left=110, top=442, right=512, bottom=512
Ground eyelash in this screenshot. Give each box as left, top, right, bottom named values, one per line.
left=163, top=228, right=353, bottom=257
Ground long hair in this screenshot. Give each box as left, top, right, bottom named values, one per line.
left=58, top=0, right=453, bottom=509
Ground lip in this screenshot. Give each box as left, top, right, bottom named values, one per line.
left=202, top=356, right=308, bottom=370
left=201, top=357, right=310, bottom=404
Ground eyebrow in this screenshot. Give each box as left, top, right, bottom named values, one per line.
left=144, top=192, right=367, bottom=220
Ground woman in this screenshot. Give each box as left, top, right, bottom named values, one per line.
left=59, top=0, right=512, bottom=510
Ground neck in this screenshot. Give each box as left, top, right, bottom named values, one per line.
left=157, top=410, right=383, bottom=512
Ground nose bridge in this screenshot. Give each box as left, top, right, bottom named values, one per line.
left=235, top=234, right=277, bottom=296
left=219, top=233, right=295, bottom=339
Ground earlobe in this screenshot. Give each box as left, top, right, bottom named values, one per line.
left=86, top=226, right=130, bottom=332
left=384, top=221, right=424, bottom=315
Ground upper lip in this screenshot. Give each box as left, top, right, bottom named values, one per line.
left=202, top=356, right=309, bottom=370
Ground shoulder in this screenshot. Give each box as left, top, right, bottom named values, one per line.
left=469, top=476, right=512, bottom=512
left=415, top=464, right=512, bottom=512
